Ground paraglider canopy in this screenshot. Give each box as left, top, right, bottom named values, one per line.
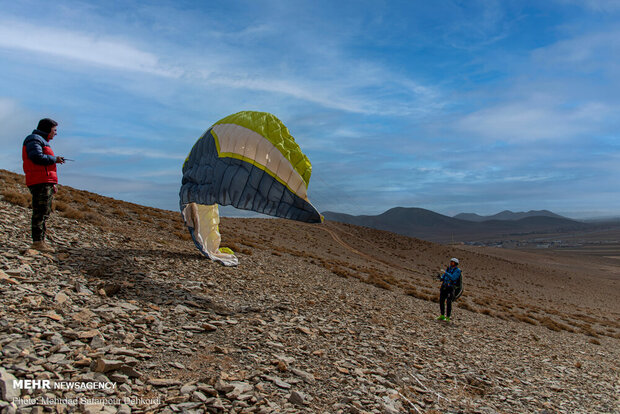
left=180, top=111, right=322, bottom=266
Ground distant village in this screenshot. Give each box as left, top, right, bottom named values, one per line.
left=465, top=239, right=619, bottom=250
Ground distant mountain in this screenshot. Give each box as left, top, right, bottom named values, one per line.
left=454, top=210, right=567, bottom=222
left=323, top=207, right=590, bottom=242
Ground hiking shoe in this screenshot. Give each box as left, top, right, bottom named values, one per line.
left=445, top=317, right=451, bottom=322
left=437, top=315, right=446, bottom=321
left=31, top=241, right=55, bottom=253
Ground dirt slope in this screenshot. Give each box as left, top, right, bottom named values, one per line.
left=1, top=169, right=618, bottom=413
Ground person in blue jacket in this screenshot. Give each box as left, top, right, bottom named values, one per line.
left=437, top=258, right=461, bottom=321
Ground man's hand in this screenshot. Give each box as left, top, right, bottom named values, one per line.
left=56, top=156, right=66, bottom=164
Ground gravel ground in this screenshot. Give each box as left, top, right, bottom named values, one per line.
left=1, top=187, right=619, bottom=413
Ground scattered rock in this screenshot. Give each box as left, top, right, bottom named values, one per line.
left=92, top=358, right=124, bottom=373
left=289, top=390, right=307, bottom=406
left=0, top=187, right=617, bottom=414
left=148, top=378, right=182, bottom=387
left=0, top=368, right=20, bottom=400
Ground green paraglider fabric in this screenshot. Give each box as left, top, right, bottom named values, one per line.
left=180, top=111, right=321, bottom=223
left=180, top=111, right=322, bottom=266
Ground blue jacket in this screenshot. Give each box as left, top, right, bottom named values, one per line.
left=441, top=266, right=461, bottom=288
left=22, top=130, right=59, bottom=186
left=23, top=130, right=57, bottom=165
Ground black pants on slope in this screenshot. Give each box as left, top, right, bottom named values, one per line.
left=29, top=183, right=54, bottom=242
left=439, top=285, right=455, bottom=318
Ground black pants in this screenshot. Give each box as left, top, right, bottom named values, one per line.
left=29, top=183, right=54, bottom=242
left=439, top=285, right=455, bottom=318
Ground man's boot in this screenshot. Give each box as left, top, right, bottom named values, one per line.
left=32, top=240, right=55, bottom=253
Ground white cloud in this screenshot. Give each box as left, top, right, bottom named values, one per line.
left=0, top=98, right=39, bottom=172
left=78, top=147, right=186, bottom=160
left=0, top=19, right=179, bottom=77
left=457, top=100, right=614, bottom=142
left=0, top=14, right=441, bottom=117
left=559, top=0, right=620, bottom=12
left=531, top=30, right=620, bottom=72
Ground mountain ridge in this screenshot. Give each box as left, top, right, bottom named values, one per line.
left=454, top=209, right=567, bottom=222
left=322, top=206, right=590, bottom=242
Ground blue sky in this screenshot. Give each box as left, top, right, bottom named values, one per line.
left=1, top=0, right=619, bottom=219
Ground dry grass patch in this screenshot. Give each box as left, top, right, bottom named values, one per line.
left=459, top=301, right=478, bottom=313
left=175, top=231, right=192, bottom=241
left=60, top=208, right=85, bottom=220
left=513, top=313, right=538, bottom=325
left=84, top=212, right=105, bottom=226
left=1, top=188, right=30, bottom=207
left=366, top=273, right=392, bottom=290
left=53, top=201, right=69, bottom=212
left=538, top=316, right=575, bottom=333
left=405, top=286, right=435, bottom=302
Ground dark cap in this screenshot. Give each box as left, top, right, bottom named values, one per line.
left=37, top=118, right=58, bottom=134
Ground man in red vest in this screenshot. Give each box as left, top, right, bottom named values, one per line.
left=22, top=118, right=65, bottom=252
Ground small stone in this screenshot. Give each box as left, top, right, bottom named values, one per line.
left=181, top=325, right=204, bottom=332
left=54, top=291, right=70, bottom=305
left=174, top=304, right=191, bottom=313
left=265, top=376, right=291, bottom=389
left=90, top=335, right=105, bottom=349
left=0, top=270, right=19, bottom=285
left=214, top=398, right=227, bottom=410
left=79, top=329, right=101, bottom=340
left=166, top=395, right=189, bottom=404
left=192, top=391, right=208, bottom=402
left=83, top=404, right=104, bottom=414
left=44, top=311, right=63, bottom=321
left=289, top=390, right=307, bottom=406
left=0, top=368, right=21, bottom=400
left=49, top=333, right=65, bottom=346
left=180, top=384, right=197, bottom=395
left=48, top=353, right=68, bottom=363
left=297, top=326, right=312, bottom=335
left=74, top=357, right=92, bottom=367
left=226, top=381, right=253, bottom=400
left=92, top=358, right=124, bottom=373
left=202, top=323, right=218, bottom=332
left=109, top=373, right=130, bottom=384
left=381, top=399, right=400, bottom=414
left=291, top=368, right=315, bottom=383
left=117, top=404, right=131, bottom=414
left=149, top=378, right=182, bottom=387
left=215, top=380, right=235, bottom=393
left=213, top=345, right=228, bottom=354
left=119, top=366, right=143, bottom=378
left=73, top=308, right=95, bottom=322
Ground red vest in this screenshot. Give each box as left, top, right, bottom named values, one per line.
left=22, top=144, right=58, bottom=187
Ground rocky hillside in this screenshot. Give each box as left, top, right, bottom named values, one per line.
left=1, top=169, right=618, bottom=414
